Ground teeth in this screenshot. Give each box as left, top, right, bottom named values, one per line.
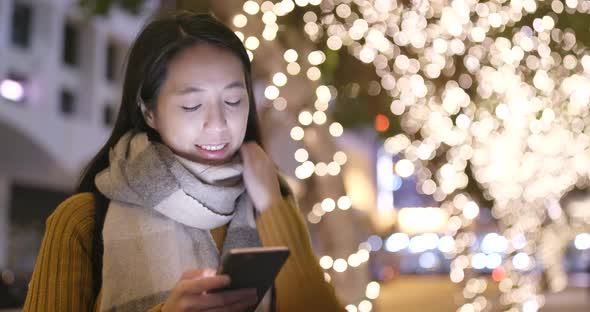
left=199, top=144, right=226, bottom=151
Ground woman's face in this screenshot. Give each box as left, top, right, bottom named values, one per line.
left=144, top=43, right=250, bottom=165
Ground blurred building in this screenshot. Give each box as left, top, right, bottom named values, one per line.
left=0, top=0, right=156, bottom=273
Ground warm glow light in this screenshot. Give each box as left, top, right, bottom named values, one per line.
left=0, top=79, right=24, bottom=102
left=329, top=122, right=344, bottom=137
left=245, top=36, right=260, bottom=50
left=492, top=266, right=507, bottom=282
left=333, top=258, right=348, bottom=272
left=233, top=14, right=247, bottom=28
left=316, top=85, right=331, bottom=102
left=320, top=256, right=334, bottom=269
left=345, top=305, right=358, bottom=312
left=365, top=282, right=380, bottom=300
left=322, top=198, right=336, bottom=212
left=394, top=159, right=415, bottom=178
left=234, top=31, right=244, bottom=42
left=290, top=126, right=304, bottom=140
left=284, top=49, right=298, bottom=62
left=273, top=97, right=287, bottom=111
left=298, top=111, right=313, bottom=126
left=243, top=1, right=260, bottom=15
left=308, top=51, right=326, bottom=65
left=273, top=72, right=288, bottom=86
left=287, top=62, right=301, bottom=75
left=295, top=161, right=315, bottom=179
left=375, top=114, right=390, bottom=132
left=313, top=111, right=327, bottom=125
left=575, top=233, right=590, bottom=250
left=398, top=208, right=449, bottom=235
left=463, top=201, right=480, bottom=220
left=334, top=151, right=347, bottom=165
left=307, top=67, right=321, bottom=80
left=262, top=28, right=277, bottom=41
left=358, top=300, right=372, bottom=312
left=294, top=148, right=309, bottom=162
left=337, top=196, right=352, bottom=210
left=264, top=85, right=279, bottom=100
left=262, top=11, right=277, bottom=24
left=327, top=36, right=343, bottom=50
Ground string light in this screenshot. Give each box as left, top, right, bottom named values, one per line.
left=232, top=14, right=248, bottom=28
left=233, top=0, right=590, bottom=310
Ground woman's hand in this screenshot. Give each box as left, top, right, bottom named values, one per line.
left=162, top=269, right=257, bottom=312
left=240, top=142, right=283, bottom=212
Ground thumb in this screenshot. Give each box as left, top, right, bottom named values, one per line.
left=180, top=268, right=216, bottom=280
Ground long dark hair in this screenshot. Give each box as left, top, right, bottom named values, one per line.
left=76, top=12, right=263, bottom=296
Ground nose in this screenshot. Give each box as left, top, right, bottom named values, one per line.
left=202, top=102, right=228, bottom=133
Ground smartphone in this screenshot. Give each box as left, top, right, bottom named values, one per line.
left=211, top=246, right=290, bottom=306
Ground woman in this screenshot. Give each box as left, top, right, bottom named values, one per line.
left=23, top=12, right=344, bottom=312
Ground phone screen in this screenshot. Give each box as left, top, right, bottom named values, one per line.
left=212, top=246, right=290, bottom=303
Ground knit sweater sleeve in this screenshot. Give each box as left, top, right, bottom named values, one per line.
left=23, top=193, right=97, bottom=311
left=256, top=197, right=346, bottom=312
left=22, top=193, right=165, bottom=312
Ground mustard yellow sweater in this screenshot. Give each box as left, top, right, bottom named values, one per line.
left=23, top=193, right=344, bottom=311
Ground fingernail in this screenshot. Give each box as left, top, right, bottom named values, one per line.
left=222, top=275, right=231, bottom=283
left=204, top=269, right=216, bottom=277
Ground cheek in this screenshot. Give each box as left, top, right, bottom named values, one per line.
left=159, top=115, right=199, bottom=148
left=228, top=110, right=249, bottom=142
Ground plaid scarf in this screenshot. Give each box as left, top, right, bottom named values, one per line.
left=95, top=131, right=266, bottom=311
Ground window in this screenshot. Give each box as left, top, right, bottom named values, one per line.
left=103, top=104, right=116, bottom=126
left=106, top=41, right=117, bottom=81
left=60, top=89, right=75, bottom=115
left=106, top=39, right=127, bottom=82
left=11, top=3, right=32, bottom=48
left=63, top=22, right=79, bottom=66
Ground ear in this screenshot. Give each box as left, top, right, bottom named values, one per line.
left=141, top=103, right=157, bottom=130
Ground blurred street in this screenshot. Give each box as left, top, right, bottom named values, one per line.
left=376, top=276, right=590, bottom=312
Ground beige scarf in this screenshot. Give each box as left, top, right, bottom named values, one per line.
left=95, top=132, right=267, bottom=312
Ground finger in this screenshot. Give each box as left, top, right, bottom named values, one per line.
left=185, top=289, right=257, bottom=311
left=239, top=144, right=251, bottom=162
left=240, top=141, right=254, bottom=151
left=177, top=275, right=231, bottom=295
left=202, top=299, right=259, bottom=312
left=199, top=289, right=259, bottom=311
left=242, top=143, right=268, bottom=163
left=180, top=268, right=215, bottom=280
left=244, top=142, right=265, bottom=156
left=249, top=142, right=264, bottom=153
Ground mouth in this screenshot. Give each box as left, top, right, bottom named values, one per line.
left=194, top=143, right=229, bottom=159
left=196, top=144, right=227, bottom=151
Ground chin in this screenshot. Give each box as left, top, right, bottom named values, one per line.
left=198, top=157, right=233, bottom=165
left=193, top=151, right=239, bottom=165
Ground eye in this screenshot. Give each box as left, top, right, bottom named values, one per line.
left=181, top=104, right=202, bottom=112
left=225, top=100, right=241, bottom=106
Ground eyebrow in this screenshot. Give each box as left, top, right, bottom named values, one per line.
left=175, top=81, right=245, bottom=95
left=224, top=81, right=246, bottom=90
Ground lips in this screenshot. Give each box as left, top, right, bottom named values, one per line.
left=196, top=144, right=227, bottom=151
left=194, top=143, right=229, bottom=159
